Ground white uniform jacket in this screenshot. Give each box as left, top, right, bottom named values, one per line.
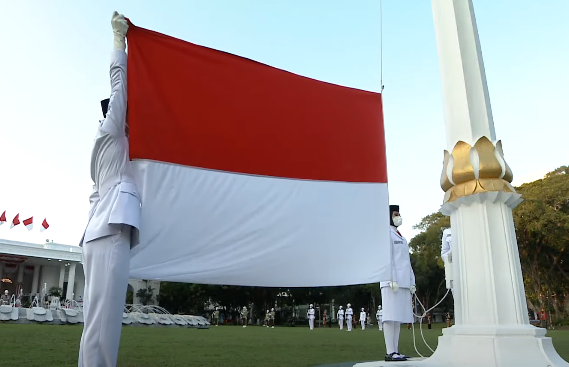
left=360, top=311, right=366, bottom=320
left=380, top=227, right=415, bottom=289
left=441, top=228, right=452, bottom=260
left=337, top=309, right=345, bottom=319
left=307, top=308, right=315, bottom=319
left=376, top=309, right=383, bottom=319
left=80, top=50, right=141, bottom=247
left=345, top=307, right=353, bottom=318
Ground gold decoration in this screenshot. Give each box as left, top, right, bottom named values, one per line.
left=440, top=137, right=516, bottom=204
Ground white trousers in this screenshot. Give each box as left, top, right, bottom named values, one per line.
left=338, top=317, right=344, bottom=329
left=383, top=321, right=401, bottom=355
left=360, top=319, right=366, bottom=330
left=378, top=318, right=383, bottom=330
left=309, top=317, right=315, bottom=330
left=79, top=227, right=131, bottom=367
left=346, top=317, right=352, bottom=331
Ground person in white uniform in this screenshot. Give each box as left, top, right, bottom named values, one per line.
left=441, top=227, right=454, bottom=297
left=376, top=305, right=383, bottom=331
left=337, top=306, right=345, bottom=330
left=241, top=306, right=249, bottom=327
left=345, top=303, right=353, bottom=331
left=380, top=205, right=415, bottom=362
left=78, top=11, right=142, bottom=367
left=359, top=308, right=366, bottom=330
left=307, top=304, right=316, bottom=330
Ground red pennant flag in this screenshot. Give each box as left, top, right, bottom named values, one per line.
left=10, top=214, right=20, bottom=229
left=123, top=20, right=392, bottom=287
left=23, top=217, right=33, bottom=231
left=0, top=211, right=6, bottom=225
left=40, top=218, right=49, bottom=232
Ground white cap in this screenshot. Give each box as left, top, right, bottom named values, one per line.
left=271, top=308, right=274, bottom=311
left=339, top=306, right=343, bottom=309
left=378, top=305, right=382, bottom=309
left=347, top=303, right=351, bottom=307
left=4, top=290, right=7, bottom=294
left=309, top=304, right=313, bottom=308
left=361, top=308, right=364, bottom=311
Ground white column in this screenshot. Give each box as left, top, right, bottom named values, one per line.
left=66, top=263, right=76, bottom=300
left=17, top=264, right=24, bottom=283
left=410, top=1, right=568, bottom=366
left=58, top=265, right=65, bottom=290
left=31, top=265, right=40, bottom=296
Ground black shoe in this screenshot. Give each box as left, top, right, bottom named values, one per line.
left=384, top=353, right=408, bottom=362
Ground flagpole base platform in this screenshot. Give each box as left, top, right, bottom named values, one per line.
left=353, top=326, right=569, bottom=367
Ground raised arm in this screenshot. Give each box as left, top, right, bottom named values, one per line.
left=101, top=11, right=129, bottom=137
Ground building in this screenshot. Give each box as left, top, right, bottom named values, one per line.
left=0, top=238, right=160, bottom=305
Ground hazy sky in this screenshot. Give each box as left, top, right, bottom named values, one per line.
left=0, top=0, right=567, bottom=246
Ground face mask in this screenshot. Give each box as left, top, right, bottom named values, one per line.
left=393, top=216, right=403, bottom=227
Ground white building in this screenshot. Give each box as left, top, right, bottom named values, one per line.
left=0, top=238, right=160, bottom=304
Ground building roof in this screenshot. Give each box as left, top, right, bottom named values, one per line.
left=0, top=239, right=82, bottom=263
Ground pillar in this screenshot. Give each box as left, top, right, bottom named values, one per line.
left=66, top=263, right=76, bottom=300
left=17, top=264, right=24, bottom=283
left=58, top=265, right=65, bottom=290
left=31, top=265, right=40, bottom=296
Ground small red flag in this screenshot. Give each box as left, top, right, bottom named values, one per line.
left=23, top=217, right=33, bottom=231
left=40, top=218, right=49, bottom=232
left=0, top=211, right=6, bottom=225
left=11, top=214, right=20, bottom=228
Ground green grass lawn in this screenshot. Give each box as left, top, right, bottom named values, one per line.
left=1, top=323, right=568, bottom=367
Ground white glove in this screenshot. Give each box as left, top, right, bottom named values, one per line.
left=111, top=11, right=129, bottom=50
left=410, top=285, right=416, bottom=294
left=388, top=281, right=399, bottom=292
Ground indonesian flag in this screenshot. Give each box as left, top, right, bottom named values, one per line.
left=40, top=218, right=49, bottom=232
left=0, top=211, right=6, bottom=225
left=125, top=20, right=392, bottom=287
left=11, top=214, right=20, bottom=229
left=23, top=217, right=33, bottom=231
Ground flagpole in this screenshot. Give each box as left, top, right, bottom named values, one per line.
left=424, top=1, right=567, bottom=366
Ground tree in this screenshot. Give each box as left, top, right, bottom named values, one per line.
left=136, top=285, right=155, bottom=306
left=513, top=166, right=569, bottom=323
left=408, top=212, right=453, bottom=312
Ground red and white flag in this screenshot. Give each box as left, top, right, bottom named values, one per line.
left=0, top=211, right=6, bottom=225
left=40, top=218, right=50, bottom=232
left=23, top=217, right=33, bottom=231
left=125, top=21, right=392, bottom=287
left=10, top=214, right=20, bottom=229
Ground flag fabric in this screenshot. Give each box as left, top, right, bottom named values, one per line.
left=10, top=214, right=20, bottom=229
left=40, top=218, right=49, bottom=232
left=0, top=211, right=6, bottom=225
left=124, top=20, right=392, bottom=287
left=23, top=217, right=33, bottom=231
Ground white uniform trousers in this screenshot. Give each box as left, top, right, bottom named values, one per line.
left=346, top=317, right=352, bottom=331
left=308, top=317, right=315, bottom=330
left=338, top=317, right=344, bottom=330
left=360, top=319, right=366, bottom=330
left=377, top=317, right=383, bottom=330
left=383, top=321, right=401, bottom=355
left=79, top=226, right=131, bottom=367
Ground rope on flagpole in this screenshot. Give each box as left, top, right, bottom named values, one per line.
left=380, top=0, right=384, bottom=93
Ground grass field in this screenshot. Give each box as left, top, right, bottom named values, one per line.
left=1, top=323, right=568, bottom=367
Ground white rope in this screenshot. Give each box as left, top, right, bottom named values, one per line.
left=411, top=289, right=452, bottom=357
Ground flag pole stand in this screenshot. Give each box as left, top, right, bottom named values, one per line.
left=354, top=1, right=568, bottom=366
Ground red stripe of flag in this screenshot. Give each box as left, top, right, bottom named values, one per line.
left=126, top=21, right=387, bottom=183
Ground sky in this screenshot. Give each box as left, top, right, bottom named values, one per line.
left=0, top=0, right=567, bottom=246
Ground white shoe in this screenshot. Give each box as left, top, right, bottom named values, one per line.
left=271, top=326, right=275, bottom=328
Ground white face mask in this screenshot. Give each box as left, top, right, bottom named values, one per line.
left=393, top=216, right=403, bottom=227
